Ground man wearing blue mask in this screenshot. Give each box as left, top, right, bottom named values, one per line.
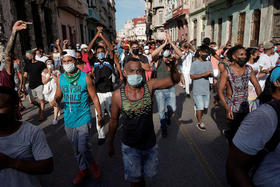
left=151, top=32, right=183, bottom=137
left=108, top=57, right=180, bottom=187
left=93, top=44, right=115, bottom=145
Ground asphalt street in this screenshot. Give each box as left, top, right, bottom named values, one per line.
left=21, top=86, right=229, bottom=187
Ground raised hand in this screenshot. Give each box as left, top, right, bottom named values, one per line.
left=97, top=26, right=103, bottom=33
left=12, top=20, right=32, bottom=32
left=56, top=39, right=61, bottom=46
left=63, top=40, right=68, bottom=45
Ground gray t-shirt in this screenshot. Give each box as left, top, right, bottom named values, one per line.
left=233, top=104, right=280, bottom=186
left=190, top=60, right=213, bottom=96
left=0, top=121, right=53, bottom=187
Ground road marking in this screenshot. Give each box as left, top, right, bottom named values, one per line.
left=178, top=121, right=223, bottom=187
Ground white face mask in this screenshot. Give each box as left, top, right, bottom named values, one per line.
left=144, top=49, right=150, bottom=55
left=213, top=46, right=218, bottom=50
left=47, top=64, right=54, bottom=69
left=63, top=63, right=75, bottom=73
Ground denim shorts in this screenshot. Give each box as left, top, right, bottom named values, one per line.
left=193, top=94, right=210, bottom=110
left=121, top=143, right=158, bottom=182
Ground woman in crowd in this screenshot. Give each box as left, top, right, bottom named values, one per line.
left=41, top=59, right=60, bottom=125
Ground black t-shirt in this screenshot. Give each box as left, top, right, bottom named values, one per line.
left=94, top=58, right=114, bottom=93
left=209, top=47, right=217, bottom=56
left=123, top=54, right=149, bottom=65
left=24, top=61, right=46, bottom=89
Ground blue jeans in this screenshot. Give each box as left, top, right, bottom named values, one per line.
left=155, top=87, right=176, bottom=131
left=193, top=94, right=210, bottom=110
left=121, top=143, right=158, bottom=182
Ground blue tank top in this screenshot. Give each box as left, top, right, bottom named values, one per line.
left=59, top=71, right=91, bottom=128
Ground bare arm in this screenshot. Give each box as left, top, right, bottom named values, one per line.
left=218, top=70, right=230, bottom=111
left=50, top=75, right=63, bottom=106
left=41, top=69, right=50, bottom=84
left=226, top=145, right=254, bottom=187
left=5, top=21, right=31, bottom=75
left=6, top=155, right=53, bottom=175
left=190, top=70, right=211, bottom=80
left=113, top=54, right=123, bottom=81
left=148, top=62, right=180, bottom=92
left=86, top=74, right=103, bottom=124
left=169, top=40, right=183, bottom=57
left=250, top=70, right=262, bottom=96
left=152, top=39, right=167, bottom=59
left=56, top=39, right=62, bottom=54
left=108, top=89, right=121, bottom=157
left=100, top=33, right=113, bottom=53
left=87, top=28, right=102, bottom=52
left=62, top=40, right=68, bottom=50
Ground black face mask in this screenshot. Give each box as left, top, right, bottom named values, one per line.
left=254, top=56, right=260, bottom=63
left=201, top=55, right=208, bottom=61
left=132, top=49, right=139, bottom=55
left=237, top=58, right=247, bottom=67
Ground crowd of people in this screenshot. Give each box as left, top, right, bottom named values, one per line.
left=0, top=20, right=280, bottom=187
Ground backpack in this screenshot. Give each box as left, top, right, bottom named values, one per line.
left=250, top=99, right=280, bottom=177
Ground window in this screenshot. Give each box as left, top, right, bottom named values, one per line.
left=193, top=19, right=197, bottom=41
left=218, top=18, right=222, bottom=47
left=62, top=25, right=67, bottom=40
left=211, top=20, right=215, bottom=41
left=228, top=16, right=233, bottom=42
left=251, top=9, right=260, bottom=46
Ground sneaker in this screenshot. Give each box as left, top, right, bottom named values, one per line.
left=162, top=129, right=167, bottom=138
left=196, top=123, right=206, bottom=131
left=186, top=94, right=191, bottom=98
left=52, top=119, right=58, bottom=125
left=90, top=161, right=101, bottom=179
left=73, top=170, right=90, bottom=184
left=19, top=106, right=26, bottom=112
left=98, top=138, right=106, bottom=146
left=203, top=108, right=208, bottom=115
left=165, top=113, right=171, bottom=126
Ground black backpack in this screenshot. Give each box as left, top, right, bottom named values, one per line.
left=250, top=99, right=280, bottom=177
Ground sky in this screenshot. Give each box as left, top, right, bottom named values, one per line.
left=115, top=0, right=146, bottom=32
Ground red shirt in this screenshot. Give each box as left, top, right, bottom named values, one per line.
left=0, top=68, right=13, bottom=88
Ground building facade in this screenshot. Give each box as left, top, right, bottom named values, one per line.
left=188, top=0, right=208, bottom=47
left=86, top=0, right=116, bottom=43
left=57, top=0, right=89, bottom=47
left=145, top=0, right=165, bottom=40
left=0, top=0, right=116, bottom=59
left=206, top=0, right=280, bottom=47
left=163, top=0, right=189, bottom=41
left=0, top=0, right=60, bottom=56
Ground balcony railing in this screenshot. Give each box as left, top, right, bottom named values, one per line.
left=88, top=8, right=100, bottom=21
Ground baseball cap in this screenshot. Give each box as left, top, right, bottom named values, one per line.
left=80, top=44, right=88, bottom=49
left=62, top=49, right=77, bottom=58
left=264, top=42, right=274, bottom=50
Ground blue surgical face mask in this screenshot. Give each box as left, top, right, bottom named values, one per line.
left=163, top=50, right=171, bottom=57
left=97, top=52, right=105, bottom=60
left=273, top=46, right=278, bottom=53
left=127, top=74, right=143, bottom=87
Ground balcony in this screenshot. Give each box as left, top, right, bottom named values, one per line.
left=58, top=0, right=88, bottom=16
left=153, top=1, right=164, bottom=9
left=165, top=11, right=173, bottom=22
left=172, top=6, right=189, bottom=19
left=88, top=8, right=100, bottom=21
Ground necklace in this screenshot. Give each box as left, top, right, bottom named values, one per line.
left=125, top=86, right=145, bottom=113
